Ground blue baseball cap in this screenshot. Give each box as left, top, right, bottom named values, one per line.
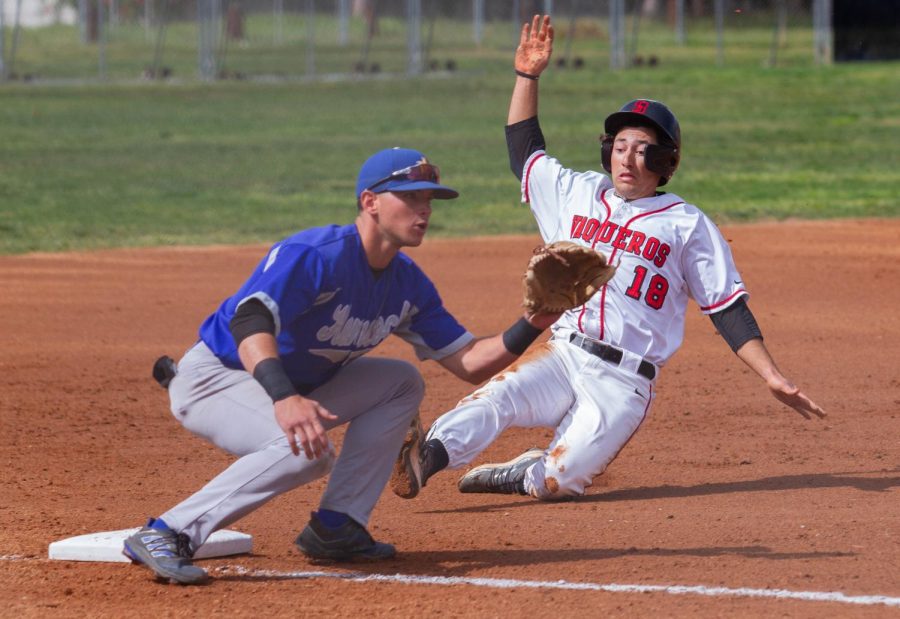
left=356, top=147, right=459, bottom=199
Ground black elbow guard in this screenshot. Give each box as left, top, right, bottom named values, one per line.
left=709, top=297, right=763, bottom=352
left=506, top=116, right=546, bottom=181
left=229, top=299, right=276, bottom=346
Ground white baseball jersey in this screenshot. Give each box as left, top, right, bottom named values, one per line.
left=522, top=150, right=748, bottom=367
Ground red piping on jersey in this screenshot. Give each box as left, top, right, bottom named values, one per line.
left=523, top=153, right=546, bottom=204
left=701, top=288, right=747, bottom=312
left=577, top=188, right=613, bottom=333
left=591, top=195, right=684, bottom=341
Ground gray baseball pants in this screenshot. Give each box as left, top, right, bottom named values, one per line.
left=159, top=341, right=424, bottom=549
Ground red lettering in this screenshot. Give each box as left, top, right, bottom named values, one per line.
left=596, top=221, right=618, bottom=244
left=613, top=227, right=632, bottom=250
left=653, top=243, right=671, bottom=268
left=581, top=218, right=600, bottom=241
left=571, top=215, right=587, bottom=239
left=642, top=237, right=660, bottom=261
left=625, top=230, right=646, bottom=255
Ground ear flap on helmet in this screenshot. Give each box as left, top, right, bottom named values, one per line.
left=600, top=134, right=614, bottom=173
left=644, top=144, right=679, bottom=186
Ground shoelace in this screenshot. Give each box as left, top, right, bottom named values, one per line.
left=489, top=467, right=522, bottom=493
left=143, top=530, right=179, bottom=558
left=143, top=530, right=193, bottom=559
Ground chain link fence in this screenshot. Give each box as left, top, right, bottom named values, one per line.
left=0, top=0, right=851, bottom=83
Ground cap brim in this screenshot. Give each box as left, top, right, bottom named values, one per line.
left=605, top=111, right=666, bottom=139
left=380, top=180, right=459, bottom=199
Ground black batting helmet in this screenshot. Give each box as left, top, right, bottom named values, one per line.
left=600, top=99, right=681, bottom=186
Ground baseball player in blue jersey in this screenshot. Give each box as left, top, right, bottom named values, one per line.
left=123, top=147, right=560, bottom=584
left=391, top=15, right=825, bottom=504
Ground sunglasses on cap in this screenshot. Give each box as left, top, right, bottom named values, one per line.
left=366, top=163, right=441, bottom=192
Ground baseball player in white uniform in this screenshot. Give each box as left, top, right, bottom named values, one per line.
left=391, top=15, right=825, bottom=502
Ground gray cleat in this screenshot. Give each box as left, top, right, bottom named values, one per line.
left=457, top=448, right=544, bottom=495
left=296, top=512, right=396, bottom=562
left=123, top=519, right=208, bottom=585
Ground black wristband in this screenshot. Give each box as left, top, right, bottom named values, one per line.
left=252, top=357, right=298, bottom=402
left=502, top=317, right=544, bottom=356
left=515, top=69, right=539, bottom=81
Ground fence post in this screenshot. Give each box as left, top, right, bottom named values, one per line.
left=144, top=0, right=153, bottom=40
left=674, top=0, right=685, bottom=45
left=338, top=0, right=349, bottom=46
left=473, top=0, right=483, bottom=45
left=98, top=0, right=107, bottom=79
left=609, top=0, right=625, bottom=69
left=512, top=0, right=519, bottom=43
left=306, top=0, right=315, bottom=75
left=812, top=0, right=832, bottom=66
left=714, top=0, right=724, bottom=66
left=407, top=0, right=422, bottom=75
left=273, top=0, right=284, bottom=44
left=198, top=0, right=216, bottom=80
left=78, top=0, right=89, bottom=42
left=0, top=0, right=5, bottom=80
left=8, top=0, right=22, bottom=77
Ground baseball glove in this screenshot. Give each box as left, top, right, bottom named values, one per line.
left=523, top=241, right=616, bottom=313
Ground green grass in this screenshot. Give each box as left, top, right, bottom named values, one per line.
left=1, top=16, right=898, bottom=254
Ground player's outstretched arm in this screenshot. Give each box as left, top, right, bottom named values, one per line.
left=437, top=310, right=561, bottom=384
left=735, top=338, right=826, bottom=420
left=508, top=14, right=554, bottom=125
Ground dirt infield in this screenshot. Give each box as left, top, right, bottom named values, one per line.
left=1, top=219, right=897, bottom=617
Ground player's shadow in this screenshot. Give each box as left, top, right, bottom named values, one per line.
left=212, top=545, right=855, bottom=582
left=392, top=545, right=855, bottom=576
left=425, top=469, right=900, bottom=515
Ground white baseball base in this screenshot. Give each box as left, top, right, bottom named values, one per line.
left=48, top=528, right=252, bottom=563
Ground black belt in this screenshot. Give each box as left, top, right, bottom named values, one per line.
left=568, top=333, right=656, bottom=381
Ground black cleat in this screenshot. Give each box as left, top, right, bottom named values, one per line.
left=296, top=512, right=395, bottom=562
left=457, top=448, right=544, bottom=495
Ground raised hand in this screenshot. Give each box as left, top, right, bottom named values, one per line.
left=515, top=15, right=554, bottom=77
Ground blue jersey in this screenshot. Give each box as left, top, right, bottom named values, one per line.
left=199, top=224, right=473, bottom=393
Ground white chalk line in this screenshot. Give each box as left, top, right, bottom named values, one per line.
left=3, top=555, right=897, bottom=608
left=215, top=566, right=900, bottom=608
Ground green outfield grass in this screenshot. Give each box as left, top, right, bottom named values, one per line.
left=1, top=19, right=898, bottom=253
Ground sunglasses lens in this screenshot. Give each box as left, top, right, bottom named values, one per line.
left=406, top=164, right=439, bottom=183
left=366, top=163, right=440, bottom=192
